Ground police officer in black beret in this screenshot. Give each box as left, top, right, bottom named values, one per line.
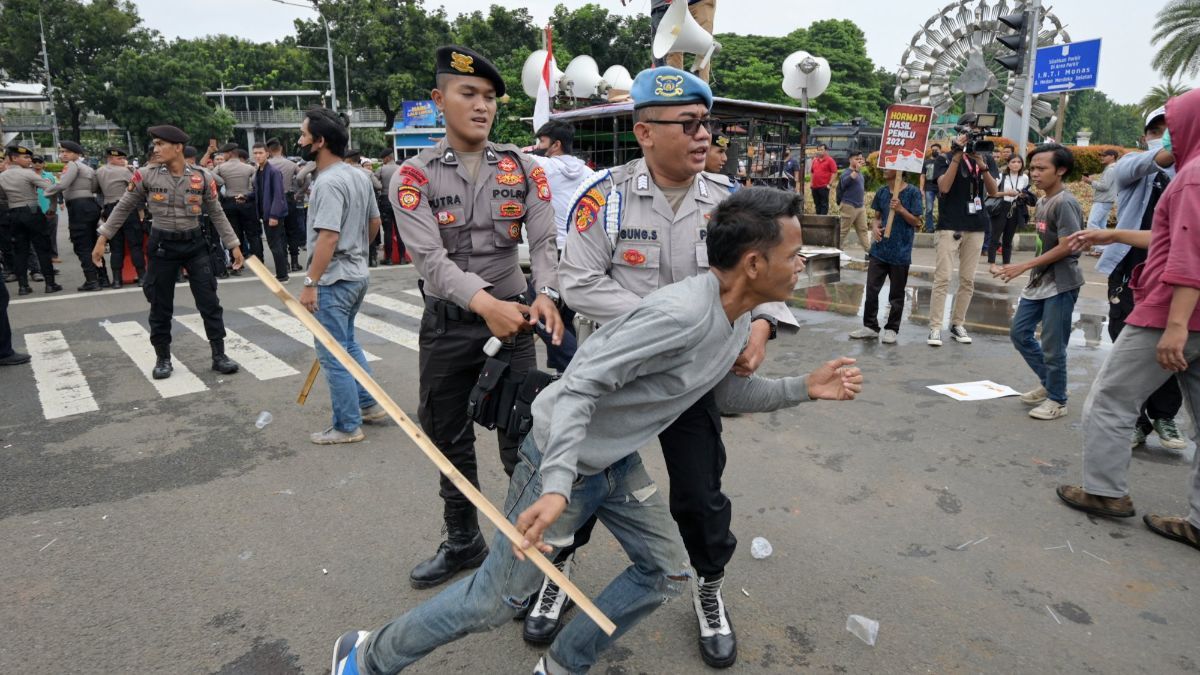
left=94, top=125, right=244, bottom=379
left=96, top=146, right=145, bottom=287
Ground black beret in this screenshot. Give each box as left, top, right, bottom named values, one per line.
left=436, top=45, right=505, bottom=98
left=105, top=146, right=128, bottom=158
left=5, top=145, right=34, bottom=157
left=148, top=125, right=189, bottom=144
left=344, top=149, right=362, bottom=161
left=217, top=142, right=239, bottom=153
left=60, top=140, right=85, bottom=154
left=183, top=146, right=198, bottom=159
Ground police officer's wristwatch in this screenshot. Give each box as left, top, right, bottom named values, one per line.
left=303, top=276, right=318, bottom=288
left=752, top=314, right=779, bottom=340
left=538, top=286, right=562, bottom=308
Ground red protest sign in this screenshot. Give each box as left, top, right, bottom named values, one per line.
left=877, top=104, right=935, bottom=174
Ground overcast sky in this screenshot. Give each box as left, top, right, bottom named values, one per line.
left=133, top=0, right=1172, bottom=106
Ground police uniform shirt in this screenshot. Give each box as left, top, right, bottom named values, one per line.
left=389, top=138, right=558, bottom=310
left=99, top=163, right=239, bottom=250
left=559, top=157, right=797, bottom=329
left=268, top=155, right=299, bottom=194
left=213, top=159, right=256, bottom=197
left=96, top=163, right=135, bottom=204
left=376, top=162, right=400, bottom=194
left=359, top=164, right=383, bottom=194
left=44, top=158, right=98, bottom=200
left=0, top=165, right=53, bottom=208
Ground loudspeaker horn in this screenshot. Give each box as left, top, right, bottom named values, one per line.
left=600, top=65, right=634, bottom=93
left=781, top=51, right=831, bottom=103
left=521, top=49, right=563, bottom=99
left=561, top=55, right=604, bottom=99
left=652, top=0, right=718, bottom=72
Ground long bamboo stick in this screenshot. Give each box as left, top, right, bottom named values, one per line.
left=244, top=257, right=615, bottom=636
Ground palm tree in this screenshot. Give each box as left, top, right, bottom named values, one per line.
left=1152, top=0, right=1200, bottom=81
left=1140, top=81, right=1194, bottom=116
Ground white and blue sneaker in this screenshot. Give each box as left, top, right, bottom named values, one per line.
left=332, top=630, right=369, bottom=675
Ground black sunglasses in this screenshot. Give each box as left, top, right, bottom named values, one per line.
left=642, top=117, right=720, bottom=137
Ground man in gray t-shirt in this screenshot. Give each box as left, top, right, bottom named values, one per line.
left=993, top=144, right=1084, bottom=420
left=297, top=108, right=384, bottom=445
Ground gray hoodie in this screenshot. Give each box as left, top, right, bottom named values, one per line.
left=532, top=272, right=812, bottom=499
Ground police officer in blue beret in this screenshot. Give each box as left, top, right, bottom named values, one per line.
left=549, top=67, right=799, bottom=667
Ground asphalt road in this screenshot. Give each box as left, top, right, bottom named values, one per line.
left=2, top=258, right=1198, bottom=674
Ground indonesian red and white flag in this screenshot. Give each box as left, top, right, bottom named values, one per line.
left=533, top=26, right=555, bottom=131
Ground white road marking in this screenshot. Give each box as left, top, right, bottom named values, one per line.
left=175, top=314, right=299, bottom=381
left=102, top=321, right=207, bottom=397
left=364, top=293, right=425, bottom=321
left=354, top=314, right=419, bottom=351
left=24, top=330, right=99, bottom=420
left=239, top=305, right=381, bottom=361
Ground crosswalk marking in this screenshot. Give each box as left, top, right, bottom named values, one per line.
left=101, top=321, right=208, bottom=398
left=25, top=330, right=99, bottom=420
left=239, top=305, right=381, bottom=362
left=175, top=314, right=300, bottom=381
left=402, top=288, right=422, bottom=300
left=364, top=293, right=425, bottom=321
left=354, top=314, right=419, bottom=351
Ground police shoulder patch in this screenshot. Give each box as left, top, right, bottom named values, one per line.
left=574, top=195, right=602, bottom=233
left=399, top=165, right=428, bottom=187
left=397, top=184, right=422, bottom=211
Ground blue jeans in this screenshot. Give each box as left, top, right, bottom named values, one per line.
left=356, top=436, right=691, bottom=674
left=924, top=191, right=938, bottom=233
left=1010, top=288, right=1079, bottom=404
left=314, top=278, right=377, bottom=432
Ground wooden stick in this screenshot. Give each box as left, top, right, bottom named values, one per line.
left=883, top=171, right=904, bottom=239
left=243, top=257, right=616, bottom=636
left=297, top=359, right=321, bottom=405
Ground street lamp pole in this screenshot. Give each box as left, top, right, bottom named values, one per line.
left=324, top=18, right=338, bottom=112
left=38, top=11, right=60, bottom=150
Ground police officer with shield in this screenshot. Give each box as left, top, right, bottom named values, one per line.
left=92, top=125, right=243, bottom=379
left=390, top=46, right=563, bottom=590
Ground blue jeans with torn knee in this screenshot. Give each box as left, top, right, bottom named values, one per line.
left=356, top=435, right=692, bottom=674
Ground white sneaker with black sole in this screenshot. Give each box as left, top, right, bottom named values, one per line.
left=950, top=325, right=972, bottom=343
left=927, top=329, right=943, bottom=346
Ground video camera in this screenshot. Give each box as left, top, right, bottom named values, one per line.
left=953, top=112, right=999, bottom=155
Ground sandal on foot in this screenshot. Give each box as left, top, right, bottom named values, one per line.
left=1143, top=514, right=1200, bottom=552
left=1056, top=485, right=1135, bottom=518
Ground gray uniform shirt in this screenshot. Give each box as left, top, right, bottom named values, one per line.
left=0, top=165, right=53, bottom=208
left=307, top=162, right=379, bottom=285
left=99, top=163, right=239, bottom=250
left=389, top=139, right=559, bottom=309
left=268, top=156, right=299, bottom=194
left=559, top=158, right=797, bottom=329
left=533, top=272, right=812, bottom=498
left=214, top=159, right=256, bottom=197
left=44, top=159, right=98, bottom=201
left=96, top=164, right=134, bottom=204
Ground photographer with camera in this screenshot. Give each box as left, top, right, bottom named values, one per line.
left=987, top=154, right=1032, bottom=269
left=927, top=112, right=1000, bottom=347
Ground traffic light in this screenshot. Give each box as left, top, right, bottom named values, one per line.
left=995, top=11, right=1032, bottom=74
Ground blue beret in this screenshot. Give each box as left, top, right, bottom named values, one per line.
left=631, top=66, right=712, bottom=111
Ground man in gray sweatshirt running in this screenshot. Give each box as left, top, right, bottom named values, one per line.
left=330, top=187, right=864, bottom=675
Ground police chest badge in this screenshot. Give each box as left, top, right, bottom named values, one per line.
left=450, top=52, right=475, bottom=73
left=436, top=211, right=456, bottom=226
left=189, top=173, right=204, bottom=189
left=496, top=172, right=523, bottom=186
left=499, top=201, right=524, bottom=218
left=399, top=165, right=428, bottom=187
left=508, top=221, right=522, bottom=240
left=575, top=194, right=601, bottom=233
left=622, top=249, right=647, bottom=266
left=654, top=74, right=685, bottom=98
left=397, top=185, right=421, bottom=210
left=190, top=205, right=202, bottom=214
left=530, top=166, right=551, bottom=201
left=497, top=156, right=517, bottom=173
left=151, top=192, right=166, bottom=202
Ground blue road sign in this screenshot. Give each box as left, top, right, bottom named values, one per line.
left=1032, top=39, right=1101, bottom=94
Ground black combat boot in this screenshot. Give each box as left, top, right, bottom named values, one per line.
left=110, top=269, right=123, bottom=289
left=96, top=264, right=112, bottom=288
left=17, top=282, right=32, bottom=296
left=152, top=344, right=173, bottom=380
left=409, top=502, right=488, bottom=589
left=290, top=253, right=301, bottom=272
left=368, top=249, right=379, bottom=268
left=44, top=271, right=62, bottom=294
left=210, top=339, right=240, bottom=374
left=693, top=574, right=737, bottom=668
left=77, top=268, right=101, bottom=292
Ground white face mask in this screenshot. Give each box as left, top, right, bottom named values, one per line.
left=1147, top=137, right=1164, bottom=153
